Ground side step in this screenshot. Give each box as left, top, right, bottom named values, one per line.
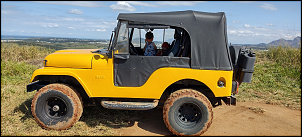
left=101, top=100, right=159, bottom=110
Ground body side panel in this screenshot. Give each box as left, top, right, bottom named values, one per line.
left=31, top=57, right=233, bottom=99
left=91, top=58, right=233, bottom=99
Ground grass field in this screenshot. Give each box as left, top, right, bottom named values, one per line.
left=1, top=42, right=301, bottom=135
left=238, top=46, right=301, bottom=110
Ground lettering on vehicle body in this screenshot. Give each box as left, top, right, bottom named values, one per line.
left=95, top=75, right=105, bottom=79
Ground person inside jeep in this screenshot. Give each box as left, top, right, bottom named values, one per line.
left=156, top=42, right=170, bottom=56
left=143, top=31, right=157, bottom=56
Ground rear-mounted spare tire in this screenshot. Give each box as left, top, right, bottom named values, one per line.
left=31, top=84, right=83, bottom=130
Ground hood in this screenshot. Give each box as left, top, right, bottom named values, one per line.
left=44, top=49, right=101, bottom=68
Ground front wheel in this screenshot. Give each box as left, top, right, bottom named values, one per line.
left=163, top=89, right=213, bottom=136
left=31, top=83, right=83, bottom=130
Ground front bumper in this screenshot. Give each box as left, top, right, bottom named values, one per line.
left=26, top=81, right=47, bottom=92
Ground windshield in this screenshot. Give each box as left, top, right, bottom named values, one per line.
left=107, top=30, right=115, bottom=52
left=91, top=27, right=116, bottom=55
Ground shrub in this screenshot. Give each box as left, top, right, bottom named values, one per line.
left=266, top=45, right=301, bottom=70
left=1, top=43, right=54, bottom=62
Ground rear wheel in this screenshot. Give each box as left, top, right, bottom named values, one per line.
left=163, top=89, right=213, bottom=136
left=31, top=83, right=83, bottom=130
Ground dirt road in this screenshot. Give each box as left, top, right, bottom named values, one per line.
left=114, top=102, right=301, bottom=136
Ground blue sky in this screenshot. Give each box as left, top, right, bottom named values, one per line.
left=1, top=1, right=301, bottom=44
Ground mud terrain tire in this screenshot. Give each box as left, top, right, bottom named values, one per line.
left=163, top=89, right=213, bottom=136
left=31, top=83, right=83, bottom=130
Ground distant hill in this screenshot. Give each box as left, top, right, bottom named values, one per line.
left=233, top=36, right=301, bottom=49
left=268, top=36, right=301, bottom=47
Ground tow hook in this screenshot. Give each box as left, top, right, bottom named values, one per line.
left=222, top=95, right=236, bottom=106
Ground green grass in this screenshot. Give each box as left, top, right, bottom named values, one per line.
left=238, top=47, right=301, bottom=110
left=1, top=43, right=55, bottom=62
left=1, top=42, right=144, bottom=136
left=1, top=42, right=301, bottom=135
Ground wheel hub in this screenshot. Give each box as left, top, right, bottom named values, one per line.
left=178, top=103, right=201, bottom=123
left=46, top=97, right=67, bottom=117
left=52, top=105, right=60, bottom=112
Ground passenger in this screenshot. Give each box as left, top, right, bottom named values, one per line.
left=143, top=31, right=157, bottom=56
left=157, top=42, right=170, bottom=56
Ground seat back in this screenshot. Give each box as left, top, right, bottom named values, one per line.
left=177, top=30, right=191, bottom=57
left=166, top=29, right=182, bottom=57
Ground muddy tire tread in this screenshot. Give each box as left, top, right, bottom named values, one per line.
left=163, top=89, right=213, bottom=136
left=31, top=83, right=83, bottom=130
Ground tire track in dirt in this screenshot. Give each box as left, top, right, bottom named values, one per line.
left=114, top=102, right=301, bottom=136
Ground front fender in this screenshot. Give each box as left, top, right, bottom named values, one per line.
left=30, top=67, right=93, bottom=97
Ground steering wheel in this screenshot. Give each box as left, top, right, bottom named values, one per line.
left=129, top=43, right=138, bottom=55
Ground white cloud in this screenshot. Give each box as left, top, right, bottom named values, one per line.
left=260, top=3, right=277, bottom=11
left=238, top=1, right=256, bottom=4
left=96, top=29, right=106, bottom=32
left=68, top=27, right=75, bottom=29
left=155, top=1, right=204, bottom=6
left=44, top=17, right=84, bottom=22
left=41, top=23, right=59, bottom=28
left=85, top=28, right=106, bottom=32
left=244, top=24, right=252, bottom=28
left=63, top=17, right=84, bottom=21
left=109, top=1, right=204, bottom=10
left=35, top=1, right=104, bottom=8
left=266, top=23, right=273, bottom=26
left=110, top=1, right=136, bottom=12
left=242, top=24, right=269, bottom=31
left=69, top=9, right=83, bottom=15
left=127, top=1, right=158, bottom=7
left=85, top=29, right=92, bottom=31
left=229, top=29, right=254, bottom=36
left=281, top=33, right=301, bottom=40
left=1, top=9, right=8, bottom=14
left=228, top=24, right=301, bottom=44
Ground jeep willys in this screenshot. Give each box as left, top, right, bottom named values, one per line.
left=27, top=10, right=255, bottom=136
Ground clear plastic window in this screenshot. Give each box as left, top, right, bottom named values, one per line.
left=131, top=28, right=144, bottom=48
left=114, top=21, right=129, bottom=54
left=131, top=28, right=175, bottom=49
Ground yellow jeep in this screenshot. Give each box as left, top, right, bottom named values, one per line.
left=27, top=10, right=256, bottom=136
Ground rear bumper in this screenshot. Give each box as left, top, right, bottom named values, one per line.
left=222, top=95, right=236, bottom=106
left=26, top=81, right=46, bottom=92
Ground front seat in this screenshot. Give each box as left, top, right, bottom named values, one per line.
left=164, top=29, right=182, bottom=57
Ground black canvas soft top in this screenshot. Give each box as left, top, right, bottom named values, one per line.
left=118, top=10, right=232, bottom=70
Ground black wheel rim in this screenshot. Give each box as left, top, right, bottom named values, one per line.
left=175, top=102, right=202, bottom=128
left=44, top=96, right=68, bottom=118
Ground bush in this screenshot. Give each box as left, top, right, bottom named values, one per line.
left=266, top=45, right=301, bottom=70
left=1, top=43, right=54, bottom=62
left=239, top=46, right=301, bottom=109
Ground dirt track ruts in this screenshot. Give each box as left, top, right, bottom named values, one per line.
left=114, top=101, right=301, bottom=136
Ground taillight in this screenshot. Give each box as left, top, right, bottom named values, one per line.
left=232, top=81, right=239, bottom=94
left=235, top=81, right=239, bottom=94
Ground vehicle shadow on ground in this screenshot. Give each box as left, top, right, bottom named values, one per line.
left=13, top=97, right=34, bottom=122
left=81, top=105, right=173, bottom=135
left=15, top=99, right=172, bottom=135
left=136, top=108, right=174, bottom=136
